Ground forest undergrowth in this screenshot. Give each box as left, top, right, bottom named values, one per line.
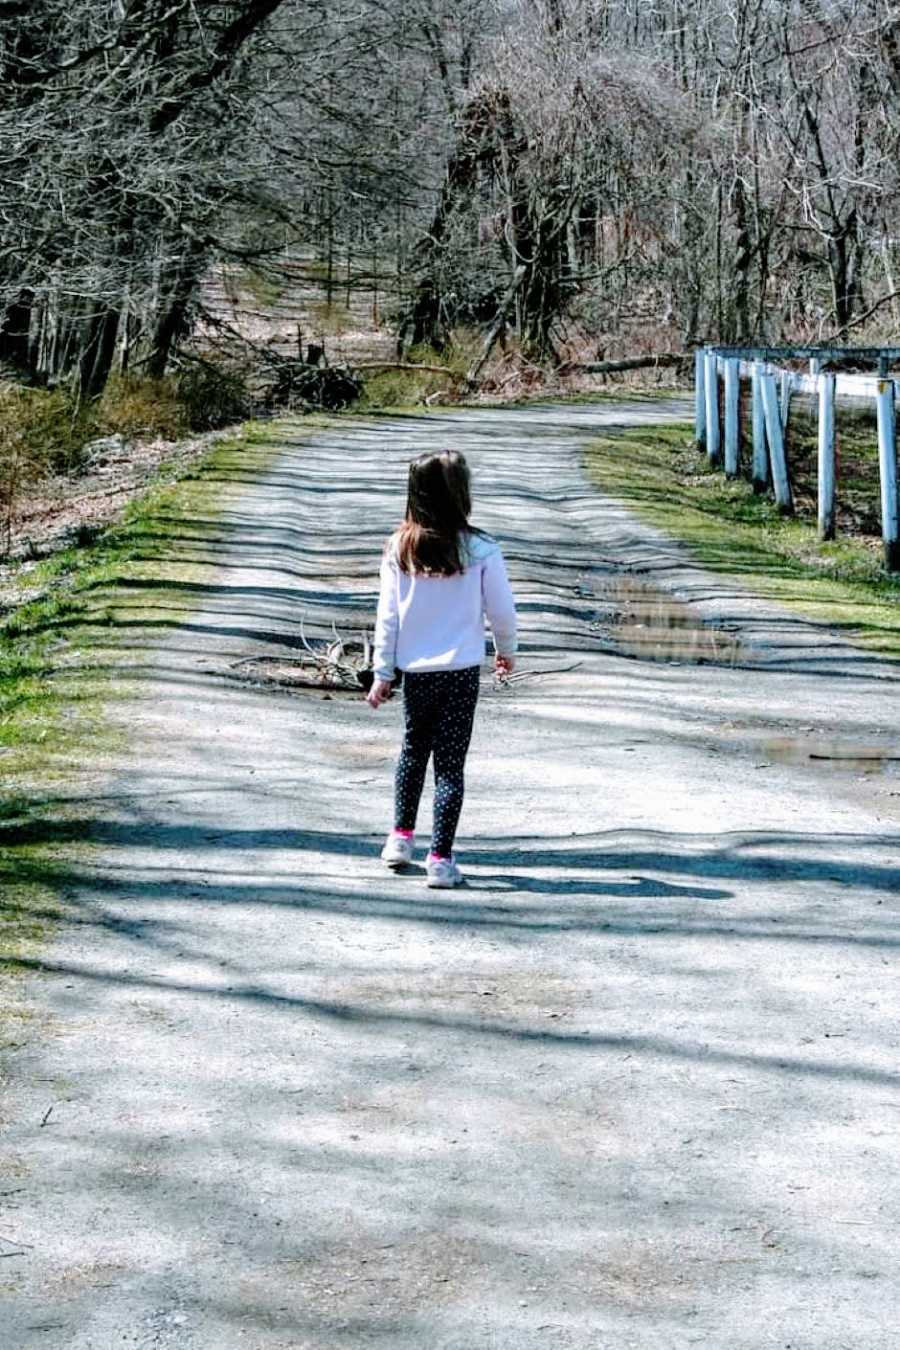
left=0, top=363, right=252, bottom=561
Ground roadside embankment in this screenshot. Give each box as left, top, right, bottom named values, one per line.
left=0, top=421, right=319, bottom=1032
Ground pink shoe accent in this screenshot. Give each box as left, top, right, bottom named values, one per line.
left=428, top=852, right=451, bottom=863
left=393, top=828, right=415, bottom=839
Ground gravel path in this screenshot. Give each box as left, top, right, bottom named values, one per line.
left=3, top=402, right=900, bottom=1349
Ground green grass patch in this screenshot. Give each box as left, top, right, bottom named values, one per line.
left=585, top=424, right=900, bottom=660
left=357, top=332, right=482, bottom=410
left=0, top=417, right=323, bottom=1025
left=359, top=368, right=450, bottom=409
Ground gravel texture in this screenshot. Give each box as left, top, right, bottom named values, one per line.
left=3, top=401, right=899, bottom=1349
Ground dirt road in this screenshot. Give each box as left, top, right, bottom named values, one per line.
left=4, top=402, right=899, bottom=1348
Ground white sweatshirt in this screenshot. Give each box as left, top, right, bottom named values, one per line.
left=373, top=530, right=518, bottom=680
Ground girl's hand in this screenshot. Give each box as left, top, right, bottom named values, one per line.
left=495, top=654, right=516, bottom=677
left=366, top=678, right=395, bottom=709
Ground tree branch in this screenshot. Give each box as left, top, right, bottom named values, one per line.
left=149, top=0, right=288, bottom=133
left=828, top=290, right=900, bottom=340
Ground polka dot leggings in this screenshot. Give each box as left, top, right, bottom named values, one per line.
left=394, top=666, right=481, bottom=858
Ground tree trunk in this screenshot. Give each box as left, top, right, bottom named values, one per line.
left=728, top=170, right=752, bottom=341
left=78, top=306, right=121, bottom=400
left=147, top=243, right=207, bottom=378
left=409, top=281, right=442, bottom=349
left=0, top=290, right=35, bottom=376
left=829, top=230, right=855, bottom=329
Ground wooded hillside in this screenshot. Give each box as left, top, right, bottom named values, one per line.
left=1, top=1, right=899, bottom=394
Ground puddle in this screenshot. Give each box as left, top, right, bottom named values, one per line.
left=589, top=576, right=744, bottom=666
left=758, top=737, right=899, bottom=776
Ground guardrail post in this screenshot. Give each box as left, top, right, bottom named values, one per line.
left=760, top=371, right=794, bottom=514
left=694, top=348, right=706, bottom=448
left=724, top=358, right=740, bottom=476
left=779, top=370, right=793, bottom=433
left=875, top=379, right=900, bottom=571
left=817, top=373, right=836, bottom=541
left=751, top=361, right=768, bottom=492
left=704, top=348, right=721, bottom=465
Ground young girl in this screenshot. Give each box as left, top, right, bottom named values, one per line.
left=367, top=450, right=518, bottom=888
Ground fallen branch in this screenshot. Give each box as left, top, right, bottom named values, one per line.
left=827, top=291, right=900, bottom=341
left=809, top=752, right=899, bottom=762
left=495, top=661, right=583, bottom=686
left=561, top=352, right=685, bottom=375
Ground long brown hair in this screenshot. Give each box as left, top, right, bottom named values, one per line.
left=395, top=451, right=473, bottom=575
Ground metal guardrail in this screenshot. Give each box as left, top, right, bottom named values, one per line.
left=695, top=345, right=900, bottom=571
left=706, top=345, right=900, bottom=366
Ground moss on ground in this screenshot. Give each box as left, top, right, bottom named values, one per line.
left=0, top=418, right=323, bottom=1019
left=585, top=424, right=900, bottom=660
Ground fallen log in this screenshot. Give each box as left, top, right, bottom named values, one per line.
left=563, top=352, right=685, bottom=374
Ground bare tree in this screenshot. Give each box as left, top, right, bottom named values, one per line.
left=3, top=0, right=898, bottom=407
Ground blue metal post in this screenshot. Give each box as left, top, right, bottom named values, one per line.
left=724, top=358, right=740, bottom=477
left=779, top=370, right=792, bottom=433
left=875, top=380, right=900, bottom=571
left=704, top=349, right=721, bottom=465
left=751, top=361, right=768, bottom=493
left=760, top=372, right=793, bottom=514
left=817, top=374, right=836, bottom=541
left=694, top=348, right=706, bottom=448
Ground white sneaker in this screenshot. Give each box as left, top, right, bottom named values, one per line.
left=426, top=855, right=463, bottom=888
left=381, top=832, right=415, bottom=869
